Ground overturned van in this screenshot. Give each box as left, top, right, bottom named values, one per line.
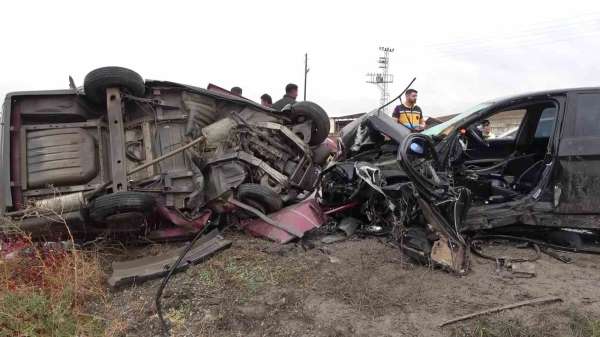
left=0, top=67, right=331, bottom=240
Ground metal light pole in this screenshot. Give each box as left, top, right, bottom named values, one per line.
left=366, top=47, right=395, bottom=114
left=304, top=53, right=309, bottom=100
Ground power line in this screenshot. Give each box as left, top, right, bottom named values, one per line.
left=441, top=30, right=600, bottom=57
left=427, top=13, right=600, bottom=50
left=425, top=15, right=600, bottom=57
left=439, top=26, right=597, bottom=53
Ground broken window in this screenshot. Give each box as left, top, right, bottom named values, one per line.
left=487, top=108, right=526, bottom=139
left=533, top=107, right=556, bottom=139
left=455, top=100, right=559, bottom=204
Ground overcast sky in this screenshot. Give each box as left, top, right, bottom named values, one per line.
left=1, top=0, right=600, bottom=117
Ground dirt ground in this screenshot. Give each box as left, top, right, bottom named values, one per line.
left=98, top=230, right=600, bottom=337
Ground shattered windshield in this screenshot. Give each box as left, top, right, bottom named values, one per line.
left=422, top=102, right=494, bottom=137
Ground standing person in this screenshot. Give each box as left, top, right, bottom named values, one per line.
left=260, top=93, right=272, bottom=108
left=271, top=83, right=298, bottom=110
left=231, top=87, right=243, bottom=96
left=392, top=89, right=425, bottom=131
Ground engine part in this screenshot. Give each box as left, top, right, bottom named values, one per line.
left=202, top=117, right=238, bottom=144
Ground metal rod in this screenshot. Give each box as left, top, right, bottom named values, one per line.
left=127, top=136, right=206, bottom=176
left=377, top=77, right=416, bottom=115
left=439, top=296, right=562, bottom=327
left=323, top=201, right=360, bottom=215
left=230, top=198, right=304, bottom=237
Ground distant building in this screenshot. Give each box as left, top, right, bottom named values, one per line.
left=424, top=114, right=456, bottom=129
left=329, top=110, right=522, bottom=136
left=485, top=109, right=525, bottom=136
left=329, top=113, right=365, bottom=135
left=329, top=112, right=455, bottom=135
left=426, top=111, right=522, bottom=136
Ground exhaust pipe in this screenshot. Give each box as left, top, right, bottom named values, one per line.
left=33, top=192, right=86, bottom=213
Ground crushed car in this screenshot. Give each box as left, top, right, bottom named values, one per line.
left=319, top=88, right=600, bottom=273
left=0, top=66, right=332, bottom=242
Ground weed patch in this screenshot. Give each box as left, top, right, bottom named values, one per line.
left=449, top=308, right=600, bottom=337
left=568, top=308, right=600, bottom=337
left=1, top=220, right=107, bottom=337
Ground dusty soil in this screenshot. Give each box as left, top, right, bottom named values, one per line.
left=98, top=231, right=600, bottom=337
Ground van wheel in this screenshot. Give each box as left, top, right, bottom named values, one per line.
left=236, top=183, right=283, bottom=214
left=84, top=66, right=145, bottom=104
left=88, top=192, right=155, bottom=224
left=292, top=101, right=330, bottom=146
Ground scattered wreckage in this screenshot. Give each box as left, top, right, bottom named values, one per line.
left=0, top=66, right=332, bottom=243
left=2, top=69, right=600, bottom=283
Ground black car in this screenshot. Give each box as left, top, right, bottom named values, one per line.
left=321, top=88, right=600, bottom=273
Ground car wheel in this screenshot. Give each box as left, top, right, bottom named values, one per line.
left=292, top=101, right=330, bottom=146
left=236, top=183, right=283, bottom=214
left=88, top=192, right=155, bottom=224
left=84, top=66, right=145, bottom=104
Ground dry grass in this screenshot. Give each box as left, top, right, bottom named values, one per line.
left=567, top=308, right=600, bottom=337
left=449, top=308, right=600, bottom=337
left=191, top=244, right=311, bottom=301
left=0, top=216, right=113, bottom=337
left=450, top=318, right=557, bottom=337
left=149, top=241, right=314, bottom=336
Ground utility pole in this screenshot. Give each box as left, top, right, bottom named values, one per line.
left=304, top=53, right=309, bottom=100
left=366, top=46, right=394, bottom=113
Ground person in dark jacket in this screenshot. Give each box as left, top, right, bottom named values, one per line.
left=260, top=93, right=273, bottom=108
left=231, top=86, right=243, bottom=96
left=271, top=83, right=298, bottom=110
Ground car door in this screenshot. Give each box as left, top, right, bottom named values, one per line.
left=555, top=90, right=600, bottom=214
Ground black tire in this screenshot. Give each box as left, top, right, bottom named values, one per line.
left=84, top=66, right=145, bottom=104
left=236, top=183, right=283, bottom=214
left=292, top=101, right=330, bottom=146
left=88, top=192, right=156, bottom=223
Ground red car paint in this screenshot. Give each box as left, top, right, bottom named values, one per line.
left=240, top=199, right=326, bottom=244
left=148, top=208, right=213, bottom=240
